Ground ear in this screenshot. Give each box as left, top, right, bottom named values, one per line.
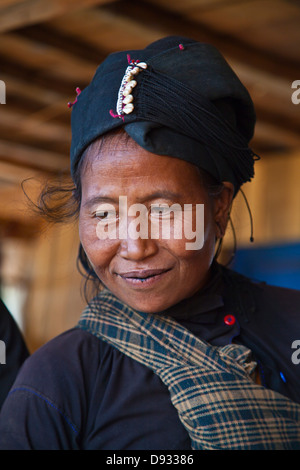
left=214, top=182, right=234, bottom=239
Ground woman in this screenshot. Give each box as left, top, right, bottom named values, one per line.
left=0, top=36, right=299, bottom=450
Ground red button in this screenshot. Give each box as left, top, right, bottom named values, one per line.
left=224, top=314, right=236, bottom=326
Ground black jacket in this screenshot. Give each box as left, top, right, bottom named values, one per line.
left=0, top=266, right=298, bottom=449
left=219, top=264, right=300, bottom=404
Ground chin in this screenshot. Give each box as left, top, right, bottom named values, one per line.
left=126, top=293, right=181, bottom=314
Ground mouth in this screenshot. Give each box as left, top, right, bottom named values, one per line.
left=116, top=268, right=172, bottom=288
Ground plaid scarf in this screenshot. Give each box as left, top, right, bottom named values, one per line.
left=77, top=289, right=300, bottom=450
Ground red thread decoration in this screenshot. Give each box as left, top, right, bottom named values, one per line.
left=179, top=44, right=184, bottom=50
left=127, top=54, right=140, bottom=65
left=67, top=87, right=82, bottom=108
left=109, top=109, right=125, bottom=121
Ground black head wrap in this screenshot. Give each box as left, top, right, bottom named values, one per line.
left=70, top=36, right=258, bottom=194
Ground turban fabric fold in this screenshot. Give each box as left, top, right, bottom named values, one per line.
left=70, top=36, right=258, bottom=193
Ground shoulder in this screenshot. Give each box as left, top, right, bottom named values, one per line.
left=220, top=263, right=300, bottom=307
left=0, top=327, right=117, bottom=449
left=219, top=264, right=299, bottom=341
left=2, top=326, right=120, bottom=421
left=13, top=327, right=107, bottom=390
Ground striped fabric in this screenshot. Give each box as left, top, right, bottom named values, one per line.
left=77, top=289, right=300, bottom=449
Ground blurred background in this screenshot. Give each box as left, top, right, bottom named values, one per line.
left=0, top=0, right=299, bottom=353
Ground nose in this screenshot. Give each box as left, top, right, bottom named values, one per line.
left=118, top=235, right=158, bottom=261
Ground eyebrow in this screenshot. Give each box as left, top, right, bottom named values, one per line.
left=83, top=191, right=183, bottom=209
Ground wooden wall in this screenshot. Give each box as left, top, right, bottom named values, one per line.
left=228, top=149, right=300, bottom=249
left=23, top=223, right=86, bottom=353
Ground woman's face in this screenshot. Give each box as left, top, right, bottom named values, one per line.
left=79, top=133, right=233, bottom=312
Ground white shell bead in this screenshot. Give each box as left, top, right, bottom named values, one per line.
left=123, top=94, right=133, bottom=104
left=123, top=103, right=134, bottom=114
left=123, top=88, right=131, bottom=96
left=138, top=62, right=147, bottom=69
left=123, top=80, right=137, bottom=96
left=131, top=67, right=140, bottom=75
left=126, top=80, right=137, bottom=88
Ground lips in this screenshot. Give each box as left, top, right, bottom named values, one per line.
left=118, top=268, right=170, bottom=279
left=118, top=269, right=170, bottom=289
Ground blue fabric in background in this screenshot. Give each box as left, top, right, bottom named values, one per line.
left=232, top=242, right=300, bottom=290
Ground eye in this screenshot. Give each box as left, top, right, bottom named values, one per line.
left=150, top=205, right=172, bottom=218
left=95, top=210, right=112, bottom=220
left=94, top=204, right=117, bottom=222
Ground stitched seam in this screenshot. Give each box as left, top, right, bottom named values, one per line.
left=8, top=386, right=79, bottom=435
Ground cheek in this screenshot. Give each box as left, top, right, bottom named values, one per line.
left=165, top=205, right=216, bottom=285
left=79, top=216, right=118, bottom=271
left=164, top=203, right=215, bottom=255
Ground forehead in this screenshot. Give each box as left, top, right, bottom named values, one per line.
left=80, top=132, right=203, bottom=191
